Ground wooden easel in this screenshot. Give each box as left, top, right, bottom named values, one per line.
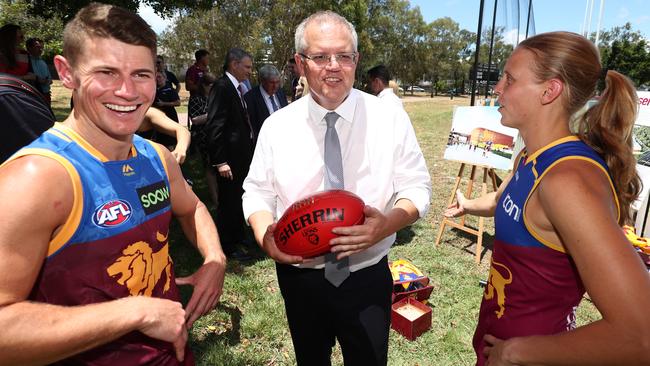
left=435, top=162, right=498, bottom=263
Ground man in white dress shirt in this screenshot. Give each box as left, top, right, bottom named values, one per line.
left=242, top=11, right=431, bottom=366
left=367, top=64, right=404, bottom=111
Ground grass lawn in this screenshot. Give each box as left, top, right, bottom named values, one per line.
left=50, top=82, right=601, bottom=366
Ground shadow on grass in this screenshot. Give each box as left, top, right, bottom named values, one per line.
left=447, top=226, right=495, bottom=262
left=394, top=225, right=416, bottom=246
left=189, top=303, right=259, bottom=366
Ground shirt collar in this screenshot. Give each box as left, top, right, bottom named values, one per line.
left=307, top=89, right=358, bottom=125
left=378, top=88, right=394, bottom=98
left=225, top=71, right=241, bottom=90
left=259, top=86, right=272, bottom=99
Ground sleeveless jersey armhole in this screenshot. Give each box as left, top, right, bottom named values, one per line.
left=523, top=156, right=619, bottom=253
left=5, top=148, right=84, bottom=257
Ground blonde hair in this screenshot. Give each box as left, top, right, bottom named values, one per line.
left=519, top=31, right=640, bottom=224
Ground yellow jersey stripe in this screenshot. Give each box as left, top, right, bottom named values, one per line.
left=7, top=148, right=84, bottom=257
left=147, top=140, right=169, bottom=178
left=523, top=156, right=619, bottom=253
left=53, top=123, right=110, bottom=162
left=526, top=135, right=580, bottom=163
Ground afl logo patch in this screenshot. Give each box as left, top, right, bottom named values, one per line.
left=93, top=199, right=133, bottom=227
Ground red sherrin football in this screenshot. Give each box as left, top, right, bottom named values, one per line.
left=274, top=190, right=365, bottom=258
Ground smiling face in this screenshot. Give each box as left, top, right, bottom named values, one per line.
left=494, top=48, right=547, bottom=129
left=58, top=36, right=156, bottom=140
left=296, top=21, right=357, bottom=110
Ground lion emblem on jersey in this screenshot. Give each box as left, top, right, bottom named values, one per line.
left=484, top=258, right=513, bottom=319
left=107, top=231, right=173, bottom=296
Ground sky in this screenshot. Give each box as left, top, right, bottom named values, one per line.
left=410, top=0, right=650, bottom=40
left=140, top=0, right=650, bottom=40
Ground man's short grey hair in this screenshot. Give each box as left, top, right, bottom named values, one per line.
left=294, top=11, right=358, bottom=53
left=259, top=64, right=280, bottom=81
left=222, top=47, right=252, bottom=73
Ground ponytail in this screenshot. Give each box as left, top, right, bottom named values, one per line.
left=577, top=70, right=641, bottom=225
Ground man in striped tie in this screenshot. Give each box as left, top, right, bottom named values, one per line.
left=244, top=64, right=289, bottom=143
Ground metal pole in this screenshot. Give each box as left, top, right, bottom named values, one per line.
left=586, top=0, right=594, bottom=37
left=470, top=0, right=485, bottom=107
left=595, top=0, right=605, bottom=46
left=581, top=0, right=590, bottom=36
left=485, top=0, right=498, bottom=99
left=525, top=0, right=533, bottom=39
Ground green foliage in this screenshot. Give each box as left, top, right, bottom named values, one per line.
left=159, top=0, right=269, bottom=77
left=27, top=0, right=211, bottom=20
left=158, top=0, right=483, bottom=92
left=595, top=23, right=650, bottom=88
left=0, top=0, right=64, bottom=61
left=161, top=97, right=602, bottom=365
left=635, top=126, right=650, bottom=152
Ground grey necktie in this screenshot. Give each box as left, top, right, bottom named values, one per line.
left=269, top=95, right=279, bottom=112
left=323, top=112, right=350, bottom=287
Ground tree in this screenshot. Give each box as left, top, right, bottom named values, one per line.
left=364, top=0, right=429, bottom=92
left=596, top=23, right=650, bottom=88
left=27, top=0, right=212, bottom=21
left=158, top=0, right=485, bottom=94
left=0, top=0, right=64, bottom=62
left=424, top=17, right=475, bottom=95
left=159, top=0, right=269, bottom=77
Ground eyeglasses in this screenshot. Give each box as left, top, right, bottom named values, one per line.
left=299, top=52, right=357, bottom=67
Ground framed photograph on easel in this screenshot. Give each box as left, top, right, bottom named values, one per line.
left=444, top=106, right=519, bottom=171
left=436, top=106, right=519, bottom=263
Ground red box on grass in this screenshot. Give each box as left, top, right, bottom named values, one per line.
left=391, top=297, right=432, bottom=341
left=392, top=282, right=434, bottom=304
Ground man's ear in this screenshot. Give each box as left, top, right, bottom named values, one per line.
left=294, top=53, right=305, bottom=76
left=54, top=55, right=76, bottom=89
left=541, top=78, right=563, bottom=105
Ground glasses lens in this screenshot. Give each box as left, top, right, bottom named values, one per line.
left=309, top=53, right=356, bottom=66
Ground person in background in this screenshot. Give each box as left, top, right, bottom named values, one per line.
left=0, top=24, right=36, bottom=83
left=205, top=48, right=255, bottom=261
left=242, top=11, right=430, bottom=365
left=0, top=71, right=54, bottom=163
left=444, top=31, right=650, bottom=366
left=185, top=49, right=209, bottom=100
left=137, top=107, right=191, bottom=165
left=153, top=70, right=181, bottom=148
left=0, top=4, right=226, bottom=364
left=188, top=73, right=219, bottom=207
left=367, top=64, right=403, bottom=111
left=157, top=55, right=180, bottom=93
left=185, top=49, right=209, bottom=129
left=25, top=37, right=52, bottom=106
left=285, top=58, right=299, bottom=102
left=293, top=75, right=309, bottom=99
left=244, top=64, right=288, bottom=141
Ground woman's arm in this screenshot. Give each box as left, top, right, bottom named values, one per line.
left=488, top=160, right=650, bottom=365
left=443, top=171, right=512, bottom=218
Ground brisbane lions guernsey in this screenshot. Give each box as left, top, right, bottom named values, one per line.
left=473, top=136, right=618, bottom=366
left=9, top=123, right=192, bottom=365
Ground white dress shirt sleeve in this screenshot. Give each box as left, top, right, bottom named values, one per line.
left=242, top=127, right=278, bottom=222
left=391, top=108, right=432, bottom=218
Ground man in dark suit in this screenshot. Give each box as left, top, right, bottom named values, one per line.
left=205, top=48, right=254, bottom=260
left=244, top=64, right=288, bottom=142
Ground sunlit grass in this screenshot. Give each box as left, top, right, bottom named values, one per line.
left=49, top=83, right=600, bottom=366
